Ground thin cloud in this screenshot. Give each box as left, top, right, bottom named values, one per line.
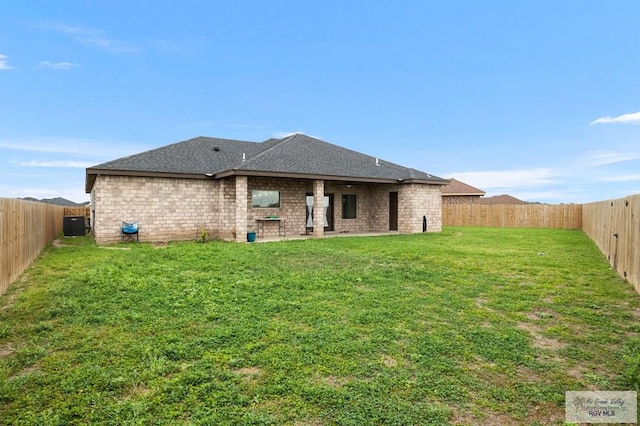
left=14, top=160, right=93, bottom=168
left=38, top=22, right=140, bottom=54
left=80, top=36, right=140, bottom=54
left=0, top=54, right=15, bottom=70
left=1, top=184, right=88, bottom=203
left=449, top=168, right=559, bottom=190
left=38, top=61, right=79, bottom=70
left=0, top=136, right=144, bottom=158
left=580, top=151, right=640, bottom=167
left=600, top=174, right=640, bottom=182
left=511, top=189, right=577, bottom=202
left=590, top=111, right=640, bottom=125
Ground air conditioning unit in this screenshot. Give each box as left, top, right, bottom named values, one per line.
left=63, top=216, right=85, bottom=237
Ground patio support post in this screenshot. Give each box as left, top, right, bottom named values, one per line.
left=313, top=179, right=324, bottom=237
left=235, top=175, right=248, bottom=241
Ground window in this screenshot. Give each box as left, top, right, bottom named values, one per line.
left=342, top=194, right=357, bottom=219
left=252, top=190, right=280, bottom=208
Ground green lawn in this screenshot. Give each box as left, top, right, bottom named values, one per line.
left=1, top=227, right=639, bottom=425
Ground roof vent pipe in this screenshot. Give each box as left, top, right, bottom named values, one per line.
left=242, top=153, right=246, bottom=162
left=375, top=158, right=380, bottom=166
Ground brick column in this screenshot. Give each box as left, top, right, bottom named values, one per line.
left=235, top=175, right=248, bottom=241
left=398, top=184, right=443, bottom=233
left=313, top=179, right=324, bottom=237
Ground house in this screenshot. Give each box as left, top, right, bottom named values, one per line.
left=478, top=194, right=528, bottom=205
left=441, top=178, right=486, bottom=204
left=85, top=134, right=449, bottom=244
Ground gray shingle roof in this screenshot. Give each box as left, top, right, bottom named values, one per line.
left=86, top=134, right=447, bottom=192
left=88, top=136, right=260, bottom=175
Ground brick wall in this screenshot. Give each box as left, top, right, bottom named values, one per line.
left=92, top=175, right=444, bottom=244
left=398, top=184, right=443, bottom=233
left=248, top=177, right=311, bottom=238
left=217, top=178, right=236, bottom=240
left=92, top=175, right=219, bottom=244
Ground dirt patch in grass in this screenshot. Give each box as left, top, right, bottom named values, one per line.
left=524, top=310, right=558, bottom=321
left=1, top=274, right=29, bottom=311
left=0, top=344, right=15, bottom=357
left=451, top=401, right=565, bottom=426
left=521, top=402, right=566, bottom=425
left=234, top=366, right=262, bottom=376
left=565, top=365, right=591, bottom=384
left=313, top=374, right=349, bottom=389
left=517, top=321, right=567, bottom=351
left=125, top=383, right=151, bottom=399
left=474, top=297, right=488, bottom=307
left=449, top=407, right=521, bottom=426
left=294, top=420, right=325, bottom=426
left=355, top=284, right=375, bottom=292
left=293, top=420, right=324, bottom=426
left=381, top=355, right=398, bottom=368
left=1, top=292, right=19, bottom=312
left=564, top=364, right=607, bottom=390
left=9, top=364, right=40, bottom=381
left=234, top=367, right=263, bottom=385
left=322, top=375, right=345, bottom=388
left=516, top=366, right=544, bottom=383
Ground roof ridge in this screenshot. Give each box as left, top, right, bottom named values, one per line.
left=236, top=133, right=320, bottom=169
left=241, top=133, right=397, bottom=171
left=234, top=134, right=298, bottom=169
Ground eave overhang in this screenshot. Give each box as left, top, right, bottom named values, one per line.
left=86, top=168, right=450, bottom=193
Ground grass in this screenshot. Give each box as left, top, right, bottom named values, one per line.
left=1, top=227, right=639, bottom=425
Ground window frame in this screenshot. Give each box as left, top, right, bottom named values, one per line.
left=341, top=193, right=357, bottom=219
left=252, top=190, right=281, bottom=208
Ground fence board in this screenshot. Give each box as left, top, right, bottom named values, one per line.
left=64, top=206, right=90, bottom=217
left=1, top=199, right=65, bottom=295
left=583, top=195, right=640, bottom=293
left=443, top=204, right=582, bottom=229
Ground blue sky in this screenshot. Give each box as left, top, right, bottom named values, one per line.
left=1, top=1, right=639, bottom=204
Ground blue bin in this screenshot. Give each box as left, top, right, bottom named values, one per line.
left=247, top=231, right=257, bottom=242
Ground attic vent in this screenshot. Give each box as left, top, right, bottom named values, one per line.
left=213, top=146, right=220, bottom=152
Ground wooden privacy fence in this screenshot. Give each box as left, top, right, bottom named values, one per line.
left=443, top=199, right=639, bottom=294
left=64, top=206, right=90, bottom=217
left=582, top=194, right=640, bottom=294
left=0, top=199, right=90, bottom=295
left=443, top=203, right=583, bottom=229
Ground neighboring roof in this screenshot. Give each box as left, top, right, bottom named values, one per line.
left=86, top=134, right=448, bottom=192
left=478, top=194, right=528, bottom=205
left=21, top=197, right=86, bottom=206
left=441, top=178, right=486, bottom=196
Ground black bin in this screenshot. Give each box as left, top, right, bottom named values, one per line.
left=63, top=216, right=85, bottom=236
